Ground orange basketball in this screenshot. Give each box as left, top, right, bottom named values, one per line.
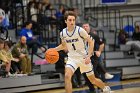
left=45, top=48, right=59, bottom=64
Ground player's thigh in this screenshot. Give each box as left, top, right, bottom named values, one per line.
left=65, top=59, right=78, bottom=78
left=80, top=62, right=93, bottom=74
left=65, top=67, right=74, bottom=78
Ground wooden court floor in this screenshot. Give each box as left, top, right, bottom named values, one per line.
left=30, top=78, right=140, bottom=93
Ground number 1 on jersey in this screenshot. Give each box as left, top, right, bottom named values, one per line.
left=72, top=43, right=76, bottom=50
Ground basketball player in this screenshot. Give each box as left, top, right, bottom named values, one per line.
left=54, top=11, right=111, bottom=93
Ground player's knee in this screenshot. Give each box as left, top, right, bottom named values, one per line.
left=65, top=72, right=72, bottom=80
left=86, top=71, right=94, bottom=76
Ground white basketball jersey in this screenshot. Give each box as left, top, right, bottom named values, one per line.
left=60, top=26, right=88, bottom=57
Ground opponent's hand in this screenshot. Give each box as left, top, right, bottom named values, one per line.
left=95, top=51, right=101, bottom=57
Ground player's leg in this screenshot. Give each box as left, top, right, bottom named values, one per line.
left=65, top=59, right=78, bottom=93
left=65, top=67, right=74, bottom=93
left=87, top=73, right=105, bottom=89
left=86, top=73, right=111, bottom=93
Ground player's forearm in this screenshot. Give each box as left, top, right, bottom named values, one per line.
left=88, top=40, right=94, bottom=57
left=55, top=44, right=65, bottom=51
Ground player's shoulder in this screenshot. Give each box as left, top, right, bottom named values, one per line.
left=76, top=26, right=85, bottom=31
left=60, top=28, right=67, bottom=35
left=60, top=28, right=66, bottom=33
left=61, top=28, right=67, bottom=32
left=76, top=26, right=86, bottom=34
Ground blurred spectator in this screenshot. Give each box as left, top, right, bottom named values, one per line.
left=27, top=0, right=42, bottom=35
left=20, top=21, right=46, bottom=53
left=0, top=39, right=11, bottom=76
left=3, top=41, right=19, bottom=74
left=12, top=36, right=31, bottom=74
left=55, top=5, right=66, bottom=31
left=126, top=26, right=140, bottom=56
left=132, top=25, right=140, bottom=41
left=55, top=5, right=65, bottom=20
left=42, top=0, right=53, bottom=10
left=0, top=0, right=11, bottom=28
left=41, top=0, right=57, bottom=25
left=0, top=0, right=11, bottom=14
left=124, top=25, right=134, bottom=37
left=27, top=0, right=38, bottom=22
left=118, top=29, right=128, bottom=44
left=0, top=8, right=5, bottom=23
left=41, top=0, right=57, bottom=40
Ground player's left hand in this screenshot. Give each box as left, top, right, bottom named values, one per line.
left=84, top=56, right=91, bottom=64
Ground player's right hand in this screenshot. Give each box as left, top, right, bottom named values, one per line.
left=84, top=56, right=91, bottom=64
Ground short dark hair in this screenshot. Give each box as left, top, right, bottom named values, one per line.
left=0, top=39, right=4, bottom=44
left=64, top=11, right=76, bottom=20
left=4, top=41, right=12, bottom=48
left=82, top=22, right=89, bottom=25
left=24, top=21, right=32, bottom=27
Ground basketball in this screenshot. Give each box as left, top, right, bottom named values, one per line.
left=45, top=48, right=59, bottom=64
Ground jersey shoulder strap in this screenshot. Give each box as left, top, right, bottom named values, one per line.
left=61, top=28, right=66, bottom=38
left=77, top=26, right=84, bottom=39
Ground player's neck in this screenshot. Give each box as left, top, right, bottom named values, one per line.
left=67, top=26, right=75, bottom=32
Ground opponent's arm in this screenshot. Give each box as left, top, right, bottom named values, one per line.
left=99, top=43, right=104, bottom=52
left=95, top=36, right=104, bottom=57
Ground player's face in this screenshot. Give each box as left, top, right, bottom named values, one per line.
left=82, top=24, right=90, bottom=33
left=65, top=15, right=76, bottom=28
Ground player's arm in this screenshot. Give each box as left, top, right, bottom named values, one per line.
left=86, top=35, right=94, bottom=58
left=95, top=35, right=104, bottom=57
left=80, top=28, right=94, bottom=57
left=95, top=35, right=104, bottom=53
left=95, top=43, right=104, bottom=57
left=80, top=28, right=94, bottom=64
left=99, top=43, right=104, bottom=53
left=84, top=35, right=94, bottom=64
left=55, top=31, right=67, bottom=51
left=55, top=39, right=67, bottom=51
